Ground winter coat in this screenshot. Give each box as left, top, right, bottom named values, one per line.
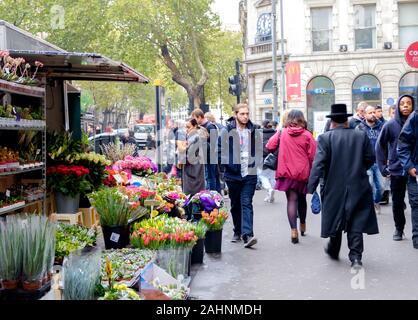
left=356, top=119, right=383, bottom=153
left=266, top=126, right=316, bottom=182
left=397, top=95, right=418, bottom=175
left=182, top=128, right=206, bottom=195
left=308, top=126, right=379, bottom=238
left=348, top=116, right=363, bottom=129
left=201, top=120, right=218, bottom=164
left=218, top=116, right=263, bottom=183
left=376, top=95, right=413, bottom=177
left=262, top=128, right=276, bottom=159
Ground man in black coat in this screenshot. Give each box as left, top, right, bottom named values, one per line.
left=308, top=104, right=379, bottom=270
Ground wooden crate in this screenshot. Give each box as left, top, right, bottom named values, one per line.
left=79, top=207, right=100, bottom=228
left=50, top=212, right=83, bottom=225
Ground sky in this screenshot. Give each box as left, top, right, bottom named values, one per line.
left=212, top=0, right=242, bottom=31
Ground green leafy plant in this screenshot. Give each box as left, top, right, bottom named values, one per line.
left=100, top=138, right=136, bottom=163
left=0, top=216, right=23, bottom=281
left=47, top=131, right=88, bottom=163
left=89, top=187, right=137, bottom=226
left=193, top=220, right=207, bottom=239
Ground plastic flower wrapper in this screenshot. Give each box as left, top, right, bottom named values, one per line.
left=188, top=190, right=225, bottom=213
left=152, top=277, right=188, bottom=300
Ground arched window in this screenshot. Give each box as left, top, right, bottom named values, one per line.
left=352, top=74, right=381, bottom=111
left=262, top=79, right=273, bottom=92
left=399, top=72, right=418, bottom=104
left=306, top=76, right=335, bottom=135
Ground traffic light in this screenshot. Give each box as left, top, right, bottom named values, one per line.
left=228, top=75, right=241, bottom=97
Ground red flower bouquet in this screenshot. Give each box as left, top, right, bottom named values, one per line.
left=47, top=164, right=92, bottom=197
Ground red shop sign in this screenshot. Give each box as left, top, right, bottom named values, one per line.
left=286, top=62, right=301, bottom=102
left=405, top=41, right=418, bottom=68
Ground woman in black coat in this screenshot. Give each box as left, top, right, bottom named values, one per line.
left=308, top=104, right=379, bottom=269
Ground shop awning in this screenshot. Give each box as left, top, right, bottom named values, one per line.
left=7, top=50, right=150, bottom=83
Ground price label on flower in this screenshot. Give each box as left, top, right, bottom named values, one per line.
left=113, top=174, right=124, bottom=184
left=110, top=232, right=120, bottom=243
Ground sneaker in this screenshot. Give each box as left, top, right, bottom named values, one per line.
left=268, top=189, right=275, bottom=203
left=393, top=229, right=404, bottom=241
left=379, top=191, right=390, bottom=205
left=243, top=236, right=257, bottom=248
left=351, top=259, right=363, bottom=270
left=374, top=203, right=381, bottom=215
left=231, top=234, right=241, bottom=243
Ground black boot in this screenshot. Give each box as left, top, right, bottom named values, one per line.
left=379, top=190, right=390, bottom=205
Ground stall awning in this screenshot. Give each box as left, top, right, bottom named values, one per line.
left=8, top=50, right=150, bottom=83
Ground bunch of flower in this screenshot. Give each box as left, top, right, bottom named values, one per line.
left=70, top=152, right=111, bottom=167
left=47, top=164, right=92, bottom=197
left=0, top=51, right=43, bottom=85
left=114, top=155, right=157, bottom=177
left=201, top=207, right=229, bottom=231
left=103, top=167, right=130, bottom=187
left=187, top=190, right=224, bottom=213
left=130, top=215, right=198, bottom=250
left=119, top=185, right=156, bottom=209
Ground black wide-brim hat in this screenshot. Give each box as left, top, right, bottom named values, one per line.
left=326, top=103, right=353, bottom=118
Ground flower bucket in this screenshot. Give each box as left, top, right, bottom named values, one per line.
left=205, top=229, right=222, bottom=253
left=156, top=247, right=191, bottom=280
left=101, top=225, right=130, bottom=249
left=191, top=238, right=205, bottom=264
left=55, top=192, right=80, bottom=214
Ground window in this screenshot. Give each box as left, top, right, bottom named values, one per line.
left=352, top=74, right=381, bottom=110
left=311, top=7, right=332, bottom=52
left=399, top=72, right=418, bottom=104
left=354, top=4, right=376, bottom=49
left=262, top=79, right=273, bottom=92
left=306, top=76, right=335, bottom=135
left=399, top=2, right=418, bottom=49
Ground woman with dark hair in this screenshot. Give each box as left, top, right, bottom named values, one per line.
left=177, top=118, right=207, bottom=219
left=266, top=110, right=316, bottom=243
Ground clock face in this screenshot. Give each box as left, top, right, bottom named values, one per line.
left=257, top=13, right=272, bottom=36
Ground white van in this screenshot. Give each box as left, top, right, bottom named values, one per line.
left=134, top=123, right=156, bottom=148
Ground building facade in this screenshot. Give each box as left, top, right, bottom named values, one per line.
left=240, top=0, right=418, bottom=136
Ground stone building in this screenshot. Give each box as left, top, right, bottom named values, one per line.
left=240, top=0, right=418, bottom=136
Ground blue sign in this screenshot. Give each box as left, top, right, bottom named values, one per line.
left=386, top=97, right=395, bottom=105
left=360, top=86, right=372, bottom=93
left=314, top=88, right=327, bottom=95
left=264, top=98, right=272, bottom=105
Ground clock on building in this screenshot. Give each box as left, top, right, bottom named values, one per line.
left=257, top=13, right=272, bottom=36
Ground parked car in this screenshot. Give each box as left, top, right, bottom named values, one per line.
left=88, top=132, right=118, bottom=154
left=134, top=124, right=156, bottom=148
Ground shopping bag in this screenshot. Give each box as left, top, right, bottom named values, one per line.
left=311, top=191, right=321, bottom=214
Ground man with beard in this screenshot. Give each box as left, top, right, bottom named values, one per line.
left=357, top=106, right=384, bottom=214
left=376, top=95, right=414, bottom=241
left=218, top=103, right=262, bottom=248
left=308, top=104, right=379, bottom=269
left=396, top=95, right=418, bottom=249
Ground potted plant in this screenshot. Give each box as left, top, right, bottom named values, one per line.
left=201, top=207, right=229, bottom=253
left=0, top=216, right=23, bottom=289
left=47, top=164, right=92, bottom=213
left=186, top=190, right=225, bottom=221
left=191, top=220, right=207, bottom=264
left=89, top=187, right=144, bottom=249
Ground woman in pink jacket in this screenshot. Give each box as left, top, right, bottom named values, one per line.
left=266, top=110, right=316, bottom=244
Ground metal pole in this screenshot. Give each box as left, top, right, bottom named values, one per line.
left=219, top=71, right=223, bottom=124
left=280, top=0, right=286, bottom=117
left=236, top=59, right=241, bottom=104
left=272, top=0, right=278, bottom=122
left=155, top=83, right=162, bottom=172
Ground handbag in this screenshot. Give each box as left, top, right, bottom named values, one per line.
left=263, top=151, right=278, bottom=170
left=311, top=191, right=321, bottom=214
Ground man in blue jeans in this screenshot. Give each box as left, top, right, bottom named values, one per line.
left=396, top=95, right=418, bottom=250
left=357, top=105, right=384, bottom=214
left=218, top=103, right=262, bottom=248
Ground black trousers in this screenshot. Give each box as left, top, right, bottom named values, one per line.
left=328, top=231, right=364, bottom=262
left=390, top=175, right=407, bottom=232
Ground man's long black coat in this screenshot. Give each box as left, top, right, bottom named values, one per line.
left=308, top=126, right=379, bottom=237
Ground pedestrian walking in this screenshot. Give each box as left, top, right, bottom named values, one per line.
left=218, top=103, right=262, bottom=248
left=192, top=108, right=221, bottom=193
left=356, top=105, right=384, bottom=214
left=376, top=95, right=414, bottom=241
left=396, top=95, right=418, bottom=250
left=348, top=101, right=367, bottom=129
left=266, top=110, right=316, bottom=244
left=259, top=120, right=277, bottom=203
left=308, top=104, right=379, bottom=269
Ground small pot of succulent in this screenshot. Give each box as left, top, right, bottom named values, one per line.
left=89, top=187, right=143, bottom=249
left=0, top=216, right=23, bottom=289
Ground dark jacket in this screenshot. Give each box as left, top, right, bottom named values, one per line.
left=397, top=95, right=418, bottom=175
left=218, top=116, right=262, bottom=182
left=376, top=95, right=412, bottom=177
left=262, top=128, right=276, bottom=159
left=308, top=126, right=378, bottom=237
left=356, top=119, right=383, bottom=153
left=202, top=120, right=218, bottom=165
left=348, top=116, right=363, bottom=129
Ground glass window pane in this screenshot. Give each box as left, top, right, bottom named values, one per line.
left=312, top=7, right=331, bottom=31
left=399, top=26, right=418, bottom=49
left=352, top=74, right=381, bottom=110
left=399, top=3, right=418, bottom=26
left=355, top=28, right=375, bottom=49
left=312, top=30, right=331, bottom=51
left=354, top=5, right=375, bottom=28
left=263, top=79, right=273, bottom=92
left=399, top=72, right=418, bottom=104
